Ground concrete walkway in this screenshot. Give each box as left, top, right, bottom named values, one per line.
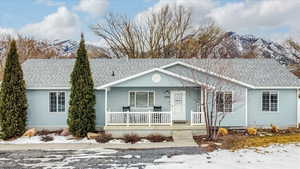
left=0, top=141, right=199, bottom=151
left=172, top=130, right=198, bottom=147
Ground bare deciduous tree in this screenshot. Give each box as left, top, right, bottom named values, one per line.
left=92, top=5, right=223, bottom=58
left=177, top=59, right=242, bottom=140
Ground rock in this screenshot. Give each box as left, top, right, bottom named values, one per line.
left=23, top=128, right=37, bottom=137
left=201, top=144, right=209, bottom=148
left=60, top=128, right=70, bottom=136
left=87, top=132, right=101, bottom=139
left=215, top=142, right=222, bottom=146
left=265, top=133, right=273, bottom=136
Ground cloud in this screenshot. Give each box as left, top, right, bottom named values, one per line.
left=209, top=0, right=300, bottom=34
left=75, top=0, right=108, bottom=17
left=136, top=0, right=216, bottom=25
left=34, top=0, right=65, bottom=6
left=137, top=0, right=300, bottom=41
left=21, top=7, right=81, bottom=40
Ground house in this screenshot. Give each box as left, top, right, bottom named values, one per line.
left=22, top=58, right=300, bottom=136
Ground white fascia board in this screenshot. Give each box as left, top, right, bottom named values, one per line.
left=27, top=87, right=70, bottom=90
left=158, top=69, right=215, bottom=89
left=161, top=61, right=255, bottom=89
left=97, top=67, right=214, bottom=89
left=27, top=87, right=106, bottom=90
left=97, top=68, right=161, bottom=89
left=252, top=87, right=300, bottom=89
left=161, top=61, right=300, bottom=89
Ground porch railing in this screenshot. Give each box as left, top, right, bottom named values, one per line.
left=106, top=111, right=172, bottom=126
left=191, top=111, right=205, bottom=125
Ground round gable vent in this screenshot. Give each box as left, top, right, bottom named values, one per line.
left=152, top=73, right=161, bottom=83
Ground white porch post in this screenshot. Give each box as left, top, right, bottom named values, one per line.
left=200, top=87, right=205, bottom=112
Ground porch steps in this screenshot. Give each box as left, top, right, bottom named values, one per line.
left=172, top=130, right=198, bottom=146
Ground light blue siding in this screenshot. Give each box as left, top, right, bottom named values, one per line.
left=27, top=90, right=105, bottom=128
left=27, top=90, right=69, bottom=128
left=107, top=87, right=200, bottom=121
left=166, top=64, right=248, bottom=126
left=247, top=89, right=298, bottom=128
left=114, top=71, right=196, bottom=87
left=95, top=90, right=105, bottom=126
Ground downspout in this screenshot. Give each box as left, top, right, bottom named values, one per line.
left=245, top=88, right=248, bottom=127
left=105, top=88, right=108, bottom=126
left=297, top=89, right=299, bottom=128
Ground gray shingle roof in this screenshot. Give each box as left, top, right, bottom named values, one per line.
left=22, top=58, right=300, bottom=89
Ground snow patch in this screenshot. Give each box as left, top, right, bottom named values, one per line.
left=148, top=143, right=300, bottom=169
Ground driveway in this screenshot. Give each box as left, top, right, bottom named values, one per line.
left=0, top=147, right=202, bottom=169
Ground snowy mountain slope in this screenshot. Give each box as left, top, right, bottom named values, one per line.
left=1, top=34, right=299, bottom=65
left=224, top=32, right=300, bottom=65
left=0, top=39, right=109, bottom=61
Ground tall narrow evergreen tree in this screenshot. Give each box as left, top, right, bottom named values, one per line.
left=0, top=40, right=27, bottom=139
left=67, top=34, right=96, bottom=137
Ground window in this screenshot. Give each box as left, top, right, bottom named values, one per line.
left=129, top=91, right=154, bottom=108
left=49, top=92, right=65, bottom=112
left=216, top=92, right=232, bottom=112
left=262, top=91, right=278, bottom=112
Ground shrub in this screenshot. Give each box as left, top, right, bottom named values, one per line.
left=0, top=132, right=5, bottom=140
left=217, top=128, right=228, bottom=136
left=37, top=129, right=51, bottom=136
left=271, top=124, right=279, bottom=133
left=0, top=40, right=27, bottom=139
left=41, top=135, right=54, bottom=142
left=246, top=128, right=257, bottom=136
left=95, top=133, right=113, bottom=143
left=37, top=129, right=63, bottom=136
left=123, top=134, right=141, bottom=144
left=146, top=134, right=167, bottom=142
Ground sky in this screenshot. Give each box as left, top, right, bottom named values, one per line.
left=0, top=0, right=300, bottom=46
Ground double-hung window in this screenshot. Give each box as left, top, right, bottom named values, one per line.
left=216, top=92, right=233, bottom=112
left=129, top=91, right=154, bottom=108
left=262, top=91, right=278, bottom=112
left=49, top=92, right=66, bottom=112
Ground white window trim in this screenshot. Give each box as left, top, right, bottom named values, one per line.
left=128, top=91, right=155, bottom=109
left=216, top=91, right=233, bottom=113
left=262, top=91, right=279, bottom=113
left=49, top=91, right=66, bottom=113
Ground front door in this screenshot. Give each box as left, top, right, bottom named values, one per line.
left=171, top=90, right=186, bottom=121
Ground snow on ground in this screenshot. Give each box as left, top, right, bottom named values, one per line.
left=0, top=135, right=152, bottom=144
left=146, top=143, right=300, bottom=169
left=0, top=134, right=98, bottom=144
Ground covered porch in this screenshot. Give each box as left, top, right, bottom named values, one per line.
left=104, top=87, right=206, bottom=127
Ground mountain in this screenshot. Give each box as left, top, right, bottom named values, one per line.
left=47, top=39, right=110, bottom=58
left=0, top=39, right=109, bottom=62
left=1, top=33, right=300, bottom=65
left=222, top=32, right=300, bottom=65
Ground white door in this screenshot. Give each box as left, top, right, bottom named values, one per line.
left=171, top=90, right=186, bottom=121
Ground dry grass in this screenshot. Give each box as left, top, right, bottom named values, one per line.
left=194, top=128, right=300, bottom=151
left=95, top=133, right=113, bottom=143
left=222, top=133, right=300, bottom=150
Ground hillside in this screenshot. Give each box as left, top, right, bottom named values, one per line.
left=223, top=32, right=300, bottom=65
left=0, top=33, right=300, bottom=78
